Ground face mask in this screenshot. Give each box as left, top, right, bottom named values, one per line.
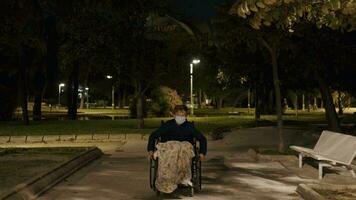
left=175, top=116, right=186, bottom=125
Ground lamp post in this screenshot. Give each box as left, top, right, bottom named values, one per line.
left=106, top=75, right=115, bottom=109
left=85, top=87, right=89, bottom=109
left=58, top=83, right=65, bottom=107
left=247, top=88, right=251, bottom=114
left=190, top=59, right=200, bottom=116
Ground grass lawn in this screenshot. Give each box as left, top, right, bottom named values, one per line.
left=0, top=113, right=327, bottom=136
left=0, top=147, right=86, bottom=194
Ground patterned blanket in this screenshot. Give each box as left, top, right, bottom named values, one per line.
left=153, top=141, right=195, bottom=193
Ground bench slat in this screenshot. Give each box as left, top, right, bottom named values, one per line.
left=314, top=131, right=356, bottom=165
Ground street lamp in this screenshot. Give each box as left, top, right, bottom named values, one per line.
left=106, top=75, right=115, bottom=109
left=190, top=59, right=200, bottom=116
left=58, top=83, right=65, bottom=107
left=85, top=87, right=89, bottom=109
left=192, top=59, right=200, bottom=64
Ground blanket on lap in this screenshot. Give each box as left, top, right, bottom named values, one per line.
left=154, top=141, right=195, bottom=193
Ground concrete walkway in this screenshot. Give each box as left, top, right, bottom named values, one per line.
left=12, top=126, right=350, bottom=200
left=38, top=141, right=304, bottom=200
left=37, top=126, right=312, bottom=200
left=4, top=126, right=355, bottom=199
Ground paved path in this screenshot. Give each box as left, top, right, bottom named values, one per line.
left=5, top=126, right=353, bottom=200
left=38, top=130, right=306, bottom=200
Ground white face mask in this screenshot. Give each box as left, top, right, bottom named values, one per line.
left=175, top=116, right=186, bottom=125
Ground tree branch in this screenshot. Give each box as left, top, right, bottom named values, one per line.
left=259, top=37, right=273, bottom=56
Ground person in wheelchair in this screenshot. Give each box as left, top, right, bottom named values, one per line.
left=147, top=105, right=207, bottom=194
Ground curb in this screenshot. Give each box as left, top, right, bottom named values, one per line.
left=297, top=183, right=356, bottom=200
left=296, top=184, right=325, bottom=200
left=0, top=147, right=103, bottom=200
left=0, top=134, right=151, bottom=144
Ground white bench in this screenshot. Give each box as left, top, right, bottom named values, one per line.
left=290, top=130, right=356, bottom=179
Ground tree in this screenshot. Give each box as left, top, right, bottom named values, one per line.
left=113, top=2, right=197, bottom=128
left=210, top=2, right=291, bottom=151
left=228, top=0, right=356, bottom=147
left=230, top=0, right=356, bottom=31
left=0, top=0, right=45, bottom=124
left=55, top=0, right=116, bottom=119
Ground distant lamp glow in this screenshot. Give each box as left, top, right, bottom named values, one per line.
left=106, top=75, right=113, bottom=79
left=59, top=83, right=65, bottom=87
left=192, top=59, right=200, bottom=64
left=85, top=87, right=89, bottom=91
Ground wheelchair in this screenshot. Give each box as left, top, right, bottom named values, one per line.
left=149, top=121, right=202, bottom=197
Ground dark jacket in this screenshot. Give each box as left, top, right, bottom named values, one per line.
left=147, top=119, right=207, bottom=155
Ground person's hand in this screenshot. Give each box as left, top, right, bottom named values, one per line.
left=199, top=154, right=206, bottom=161
left=148, top=151, right=154, bottom=160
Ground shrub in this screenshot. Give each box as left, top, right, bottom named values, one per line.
left=149, top=86, right=182, bottom=117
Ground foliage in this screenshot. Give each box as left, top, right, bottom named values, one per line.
left=149, top=86, right=183, bottom=117
left=230, top=0, right=356, bottom=31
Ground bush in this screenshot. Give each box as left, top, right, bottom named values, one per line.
left=0, top=85, right=17, bottom=120
left=211, top=127, right=231, bottom=140
left=149, top=86, right=182, bottom=117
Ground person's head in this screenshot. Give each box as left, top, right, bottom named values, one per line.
left=172, top=105, right=188, bottom=125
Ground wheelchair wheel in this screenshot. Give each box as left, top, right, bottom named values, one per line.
left=150, top=158, right=158, bottom=191
left=190, top=186, right=194, bottom=197
left=192, top=157, right=202, bottom=192
left=198, top=159, right=202, bottom=190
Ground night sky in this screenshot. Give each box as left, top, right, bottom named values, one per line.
left=169, top=0, right=224, bottom=29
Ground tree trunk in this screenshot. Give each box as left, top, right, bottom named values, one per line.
left=33, top=93, right=42, bottom=120
left=18, top=47, right=30, bottom=125
left=268, top=90, right=274, bottom=114
left=255, top=87, right=261, bottom=120
left=313, top=97, right=318, bottom=110
left=117, top=89, right=121, bottom=109
left=217, top=98, right=223, bottom=109
left=121, top=87, right=126, bottom=108
left=67, top=62, right=79, bottom=120
left=294, top=94, right=298, bottom=119
left=20, top=70, right=29, bottom=125
left=79, top=78, right=87, bottom=110
left=33, top=68, right=46, bottom=121
left=315, top=72, right=341, bottom=132
left=338, top=91, right=343, bottom=115
left=233, top=95, right=240, bottom=108
left=80, top=94, right=85, bottom=109
left=136, top=94, right=144, bottom=129
left=136, top=82, right=144, bottom=129
left=271, top=52, right=284, bottom=152
left=198, top=89, right=202, bottom=108
left=262, top=39, right=284, bottom=152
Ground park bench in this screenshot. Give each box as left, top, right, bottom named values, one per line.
left=290, top=130, right=356, bottom=179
